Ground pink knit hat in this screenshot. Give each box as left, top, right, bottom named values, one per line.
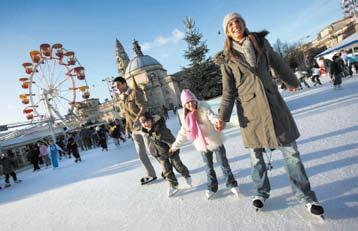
left=180, top=89, right=197, bottom=107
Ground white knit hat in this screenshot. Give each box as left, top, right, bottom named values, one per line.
left=222, top=12, right=245, bottom=34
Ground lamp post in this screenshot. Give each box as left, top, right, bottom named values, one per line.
left=298, top=35, right=311, bottom=69
left=101, top=76, right=117, bottom=119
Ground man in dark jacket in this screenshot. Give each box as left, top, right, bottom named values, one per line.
left=26, top=144, right=41, bottom=171
left=67, top=136, right=81, bottom=163
left=330, top=54, right=343, bottom=89
left=0, top=152, right=21, bottom=187
left=140, top=112, right=191, bottom=197
left=96, top=126, right=108, bottom=151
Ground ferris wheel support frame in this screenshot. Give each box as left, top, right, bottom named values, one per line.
left=43, top=91, right=57, bottom=143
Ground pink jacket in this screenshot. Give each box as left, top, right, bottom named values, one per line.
left=39, top=144, right=49, bottom=156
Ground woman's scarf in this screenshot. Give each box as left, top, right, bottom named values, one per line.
left=185, top=110, right=208, bottom=150
left=232, top=38, right=256, bottom=68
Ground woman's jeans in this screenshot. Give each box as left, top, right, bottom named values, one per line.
left=249, top=142, right=318, bottom=204
left=201, top=145, right=237, bottom=192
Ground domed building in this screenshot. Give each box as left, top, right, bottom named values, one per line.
left=116, top=39, right=182, bottom=114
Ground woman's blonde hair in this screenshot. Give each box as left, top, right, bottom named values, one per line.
left=224, top=21, right=249, bottom=53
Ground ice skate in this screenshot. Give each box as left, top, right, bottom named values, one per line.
left=205, top=190, right=216, bottom=200
left=140, top=176, right=157, bottom=185
left=184, top=177, right=192, bottom=188
left=4, top=183, right=11, bottom=188
left=252, top=196, right=266, bottom=212
left=230, top=187, right=240, bottom=197
left=306, top=202, right=325, bottom=220
left=168, top=185, right=179, bottom=197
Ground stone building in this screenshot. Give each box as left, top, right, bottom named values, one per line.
left=115, top=39, right=182, bottom=114
left=304, top=16, right=358, bottom=51
left=74, top=98, right=101, bottom=124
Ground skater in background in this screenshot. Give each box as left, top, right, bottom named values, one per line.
left=215, top=12, right=324, bottom=215
left=38, top=141, right=51, bottom=167
left=347, top=49, right=358, bottom=76
left=75, top=132, right=85, bottom=151
left=311, top=62, right=322, bottom=86
left=96, top=126, right=108, bottom=151
left=67, top=135, right=82, bottom=163
left=140, top=112, right=191, bottom=197
left=294, top=68, right=310, bottom=89
left=170, top=89, right=239, bottom=199
left=48, top=139, right=62, bottom=168
left=330, top=54, right=343, bottom=89
left=27, top=144, right=41, bottom=171
left=108, top=119, right=126, bottom=146
left=81, top=126, right=93, bottom=151
left=0, top=152, right=21, bottom=188
left=56, top=137, right=67, bottom=160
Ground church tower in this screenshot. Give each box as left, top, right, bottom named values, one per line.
left=115, top=38, right=130, bottom=77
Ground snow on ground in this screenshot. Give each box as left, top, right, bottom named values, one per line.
left=1, top=77, right=357, bottom=231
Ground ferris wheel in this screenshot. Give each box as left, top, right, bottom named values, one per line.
left=19, top=43, right=90, bottom=127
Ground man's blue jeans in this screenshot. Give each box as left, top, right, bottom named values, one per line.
left=249, top=142, right=317, bottom=204
left=201, top=145, right=238, bottom=192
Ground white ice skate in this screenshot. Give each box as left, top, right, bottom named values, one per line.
left=168, top=185, right=179, bottom=197
left=205, top=190, right=216, bottom=200
left=230, top=187, right=240, bottom=197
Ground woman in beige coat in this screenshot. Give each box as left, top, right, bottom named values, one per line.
left=215, top=12, right=323, bottom=216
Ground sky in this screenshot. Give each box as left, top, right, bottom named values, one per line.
left=0, top=0, right=343, bottom=125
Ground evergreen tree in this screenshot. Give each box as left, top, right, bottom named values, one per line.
left=182, top=17, right=221, bottom=99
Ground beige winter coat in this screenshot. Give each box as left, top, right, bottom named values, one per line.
left=119, top=88, right=147, bottom=133
left=217, top=31, right=300, bottom=148
left=171, top=101, right=223, bottom=152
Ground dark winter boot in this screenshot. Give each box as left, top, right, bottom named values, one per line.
left=306, top=203, right=324, bottom=215
left=252, top=196, right=266, bottom=209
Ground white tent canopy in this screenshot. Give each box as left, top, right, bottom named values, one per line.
left=315, top=33, right=358, bottom=58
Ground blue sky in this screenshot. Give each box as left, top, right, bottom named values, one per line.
left=0, top=0, right=343, bottom=124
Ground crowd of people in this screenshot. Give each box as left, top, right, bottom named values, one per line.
left=0, top=121, right=129, bottom=189
left=288, top=49, right=357, bottom=91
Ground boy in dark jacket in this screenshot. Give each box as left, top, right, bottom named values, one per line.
left=139, top=112, right=191, bottom=197
left=0, top=152, right=21, bottom=188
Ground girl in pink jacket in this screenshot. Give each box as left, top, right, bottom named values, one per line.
left=170, top=89, right=239, bottom=199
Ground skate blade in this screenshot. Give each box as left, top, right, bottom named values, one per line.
left=168, top=189, right=179, bottom=198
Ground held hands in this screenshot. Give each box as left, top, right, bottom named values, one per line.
left=168, top=147, right=176, bottom=156
left=214, top=119, right=225, bottom=131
